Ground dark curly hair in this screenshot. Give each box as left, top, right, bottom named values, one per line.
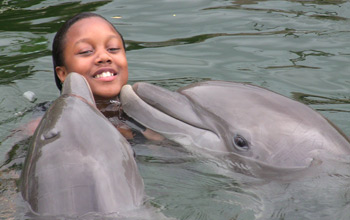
left=52, top=12, right=125, bottom=91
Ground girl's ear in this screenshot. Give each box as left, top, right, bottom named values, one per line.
left=56, top=66, right=68, bottom=83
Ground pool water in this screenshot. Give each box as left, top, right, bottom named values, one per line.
left=0, top=0, right=350, bottom=219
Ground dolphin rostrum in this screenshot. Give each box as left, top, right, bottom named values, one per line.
left=21, top=72, right=144, bottom=217
left=120, top=81, right=350, bottom=178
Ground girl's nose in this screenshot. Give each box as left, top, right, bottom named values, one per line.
left=96, top=50, right=112, bottom=64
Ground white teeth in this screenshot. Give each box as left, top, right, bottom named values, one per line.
left=94, top=71, right=115, bottom=79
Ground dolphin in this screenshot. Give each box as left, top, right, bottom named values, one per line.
left=120, top=81, right=350, bottom=178
left=21, top=72, right=144, bottom=217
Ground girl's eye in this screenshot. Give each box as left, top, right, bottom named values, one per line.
left=78, top=50, right=92, bottom=55
left=108, top=48, right=120, bottom=53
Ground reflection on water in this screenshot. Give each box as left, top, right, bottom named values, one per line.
left=1, top=0, right=350, bottom=219
left=293, top=92, right=350, bottom=105
left=0, top=1, right=112, bottom=84
left=204, top=3, right=349, bottom=21
left=0, top=1, right=112, bottom=32
left=129, top=77, right=211, bottom=91
left=126, top=29, right=322, bottom=51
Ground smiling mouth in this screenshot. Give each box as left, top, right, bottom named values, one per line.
left=94, top=71, right=117, bottom=79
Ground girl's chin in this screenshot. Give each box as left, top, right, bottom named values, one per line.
left=90, top=84, right=124, bottom=101
left=93, top=92, right=120, bottom=101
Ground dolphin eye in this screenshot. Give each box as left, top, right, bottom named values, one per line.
left=233, top=135, right=249, bottom=151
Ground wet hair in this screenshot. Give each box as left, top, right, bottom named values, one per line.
left=52, top=12, right=126, bottom=91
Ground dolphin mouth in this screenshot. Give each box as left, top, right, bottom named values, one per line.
left=121, top=83, right=212, bottom=131
left=62, top=72, right=96, bottom=106
left=130, top=82, right=214, bottom=130
left=120, top=83, right=224, bottom=150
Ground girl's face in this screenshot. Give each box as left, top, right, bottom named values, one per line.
left=56, top=17, right=128, bottom=101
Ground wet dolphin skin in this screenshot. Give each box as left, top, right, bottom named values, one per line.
left=21, top=73, right=144, bottom=217
left=120, top=81, right=350, bottom=178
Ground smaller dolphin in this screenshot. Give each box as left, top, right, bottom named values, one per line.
left=21, top=73, right=144, bottom=217
left=120, top=81, right=350, bottom=178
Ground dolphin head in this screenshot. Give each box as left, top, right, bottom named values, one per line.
left=21, top=72, right=145, bottom=216
left=120, top=81, right=350, bottom=174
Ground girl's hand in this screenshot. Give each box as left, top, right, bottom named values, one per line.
left=142, top=129, right=164, bottom=141
left=117, top=126, right=134, bottom=140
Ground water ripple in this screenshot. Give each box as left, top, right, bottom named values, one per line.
left=126, top=29, right=325, bottom=51
left=0, top=1, right=112, bottom=33
left=204, top=1, right=349, bottom=21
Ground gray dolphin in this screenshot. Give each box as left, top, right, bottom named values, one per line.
left=120, top=81, right=350, bottom=178
left=21, top=73, right=144, bottom=217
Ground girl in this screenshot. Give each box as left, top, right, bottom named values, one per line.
left=52, top=12, right=163, bottom=140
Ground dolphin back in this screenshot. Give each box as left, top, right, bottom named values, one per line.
left=21, top=73, right=144, bottom=217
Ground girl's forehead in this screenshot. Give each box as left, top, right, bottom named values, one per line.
left=67, top=17, right=118, bottom=39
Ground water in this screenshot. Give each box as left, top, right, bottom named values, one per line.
left=0, top=0, right=350, bottom=219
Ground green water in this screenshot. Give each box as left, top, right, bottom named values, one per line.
left=0, top=0, right=349, bottom=219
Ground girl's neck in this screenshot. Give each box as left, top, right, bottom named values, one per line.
left=95, top=96, right=122, bottom=118
left=94, top=95, right=117, bottom=108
